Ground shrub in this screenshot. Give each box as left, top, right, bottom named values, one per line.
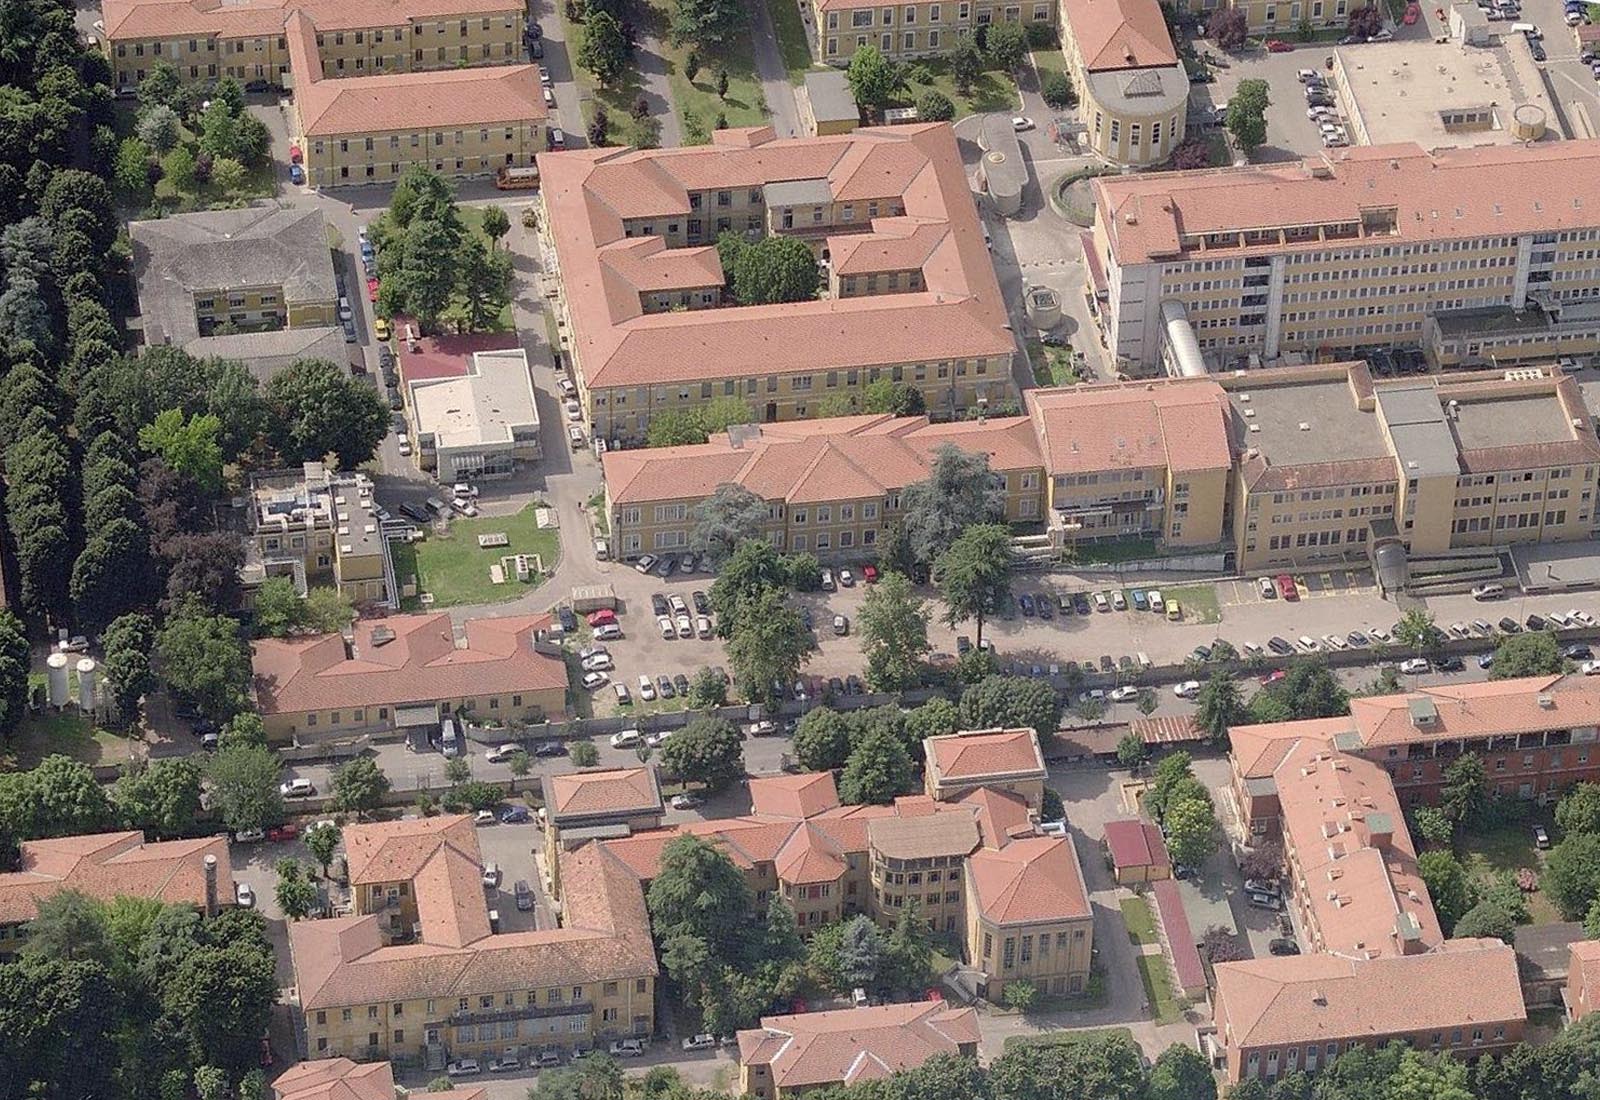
left=916, top=90, right=955, bottom=122
left=1026, top=22, right=1059, bottom=46
left=908, top=63, right=935, bottom=84
left=1041, top=70, right=1074, bottom=108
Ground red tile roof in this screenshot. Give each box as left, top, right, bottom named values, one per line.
left=1103, top=819, right=1169, bottom=871
left=1063, top=0, right=1178, bottom=70
left=274, top=1059, right=484, bottom=1100
left=926, top=728, right=1047, bottom=784
left=544, top=767, right=662, bottom=820
left=1025, top=378, right=1232, bottom=477
left=749, top=772, right=841, bottom=819
left=1151, top=878, right=1204, bottom=993
left=0, top=831, right=229, bottom=925
left=736, top=1002, right=980, bottom=1091
left=966, top=835, right=1091, bottom=926
left=251, top=612, right=567, bottom=717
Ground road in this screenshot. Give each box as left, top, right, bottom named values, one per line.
left=530, top=0, right=592, bottom=147
left=750, top=0, right=803, bottom=138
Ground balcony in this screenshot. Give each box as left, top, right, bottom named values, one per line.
left=448, top=1002, right=594, bottom=1028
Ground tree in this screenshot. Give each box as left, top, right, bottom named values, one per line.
left=70, top=517, right=154, bottom=631
left=197, top=99, right=240, bottom=161
left=1548, top=832, right=1600, bottom=920
left=1000, top=978, right=1038, bottom=1012
left=990, top=1031, right=1146, bottom=1100
left=389, top=215, right=463, bottom=330
left=304, top=822, right=342, bottom=878
left=840, top=727, right=917, bottom=805
left=1418, top=850, right=1476, bottom=933
left=691, top=483, right=771, bottom=566
left=858, top=572, right=932, bottom=692
left=794, top=707, right=854, bottom=771
left=1491, top=631, right=1564, bottom=679
left=114, top=136, right=154, bottom=199
left=1148, top=1044, right=1217, bottom=1100
left=729, top=235, right=820, bottom=305
left=1194, top=671, right=1244, bottom=745
left=588, top=104, right=612, bottom=146
left=646, top=408, right=711, bottom=447
left=114, top=759, right=203, bottom=839
left=158, top=599, right=251, bottom=721
left=716, top=68, right=730, bottom=98
left=1041, top=70, right=1075, bottom=109
left=100, top=613, right=157, bottom=726
left=1412, top=806, right=1454, bottom=847
left=903, top=446, right=1006, bottom=568
left=0, top=611, right=26, bottom=742
left=162, top=937, right=279, bottom=1075
left=139, top=62, right=184, bottom=110
left=1226, top=78, right=1270, bottom=156
left=1166, top=137, right=1212, bottom=171
left=947, top=35, right=984, bottom=95
left=985, top=20, right=1028, bottom=71
left=726, top=588, right=810, bottom=706
left=1452, top=900, right=1517, bottom=943
left=648, top=834, right=755, bottom=962
left=936, top=524, right=1013, bottom=647
left=916, top=90, right=955, bottom=121
left=454, top=236, right=512, bottom=332
left=577, top=10, right=629, bottom=85
left=847, top=44, right=900, bottom=109
left=571, top=741, right=600, bottom=767
left=1440, top=752, right=1489, bottom=829
left=210, top=157, right=246, bottom=194
left=1116, top=733, right=1148, bottom=768
left=1164, top=795, right=1218, bottom=867
left=480, top=205, right=510, bottom=248
left=139, top=409, right=223, bottom=492
left=1558, top=782, right=1600, bottom=836
left=266, top=358, right=391, bottom=469
left=332, top=757, right=391, bottom=816
left=207, top=744, right=284, bottom=833
left=1248, top=660, right=1348, bottom=722
left=274, top=859, right=317, bottom=920
left=1207, top=6, right=1248, bottom=47
left=1239, top=839, right=1283, bottom=882
left=9, top=756, right=117, bottom=839
left=1394, top=608, right=1445, bottom=658
left=1348, top=3, right=1383, bottom=35
left=861, top=380, right=925, bottom=417
left=661, top=717, right=744, bottom=791
left=960, top=676, right=1061, bottom=740
left=671, top=0, right=745, bottom=47
left=686, top=666, right=728, bottom=709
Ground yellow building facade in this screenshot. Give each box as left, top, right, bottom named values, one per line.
left=810, top=0, right=1056, bottom=66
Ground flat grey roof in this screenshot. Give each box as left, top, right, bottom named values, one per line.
left=1377, top=384, right=1458, bottom=478
left=1230, top=377, right=1390, bottom=467
left=804, top=69, right=858, bottom=123
left=1453, top=393, right=1572, bottom=452
left=765, top=178, right=834, bottom=207
left=1514, top=921, right=1584, bottom=980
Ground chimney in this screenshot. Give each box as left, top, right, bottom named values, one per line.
left=1367, top=811, right=1394, bottom=850
left=203, top=854, right=219, bottom=917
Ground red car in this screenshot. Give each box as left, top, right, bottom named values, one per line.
left=1260, top=669, right=1287, bottom=687
left=266, top=823, right=299, bottom=842
left=1275, top=574, right=1298, bottom=601
left=1403, top=1, right=1420, bottom=21
left=586, top=608, right=617, bottom=627
left=367, top=276, right=380, bottom=302
left=1265, top=38, right=1294, bottom=51
left=289, top=143, right=303, bottom=164
left=862, top=565, right=879, bottom=583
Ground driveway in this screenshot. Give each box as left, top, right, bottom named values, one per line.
left=751, top=0, right=803, bottom=137
left=530, top=0, right=594, bottom=147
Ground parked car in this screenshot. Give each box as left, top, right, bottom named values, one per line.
left=609, top=1040, right=645, bottom=1058
left=581, top=671, right=609, bottom=690
left=1436, top=655, right=1465, bottom=672
left=839, top=568, right=856, bottom=587
left=1269, top=938, right=1301, bottom=956
left=280, top=778, right=315, bottom=798
left=671, top=794, right=704, bottom=811
left=485, top=743, right=520, bottom=763
left=235, top=882, right=256, bottom=908
left=481, top=862, right=500, bottom=888
left=515, top=880, right=535, bottom=910
left=1399, top=657, right=1431, bottom=674
left=1499, top=617, right=1523, bottom=634
left=1535, top=824, right=1552, bottom=849
left=1276, top=574, right=1298, bottom=600
left=1247, top=891, right=1284, bottom=911
left=609, top=729, right=642, bottom=749
left=1173, top=680, right=1201, bottom=698
left=1110, top=685, right=1140, bottom=702
left=446, top=1061, right=481, bottom=1078
left=501, top=805, right=532, bottom=823
left=682, top=1033, right=718, bottom=1052
left=833, top=614, right=849, bottom=636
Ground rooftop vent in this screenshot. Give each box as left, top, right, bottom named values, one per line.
left=1249, top=423, right=1261, bottom=433
left=370, top=626, right=396, bottom=647
left=1298, top=422, right=1311, bottom=431
left=1538, top=693, right=1556, bottom=708
left=1244, top=408, right=1256, bottom=418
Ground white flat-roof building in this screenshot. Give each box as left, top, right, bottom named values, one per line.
left=408, top=347, right=541, bottom=481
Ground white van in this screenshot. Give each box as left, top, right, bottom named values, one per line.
left=440, top=718, right=461, bottom=758
left=1512, top=21, right=1539, bottom=35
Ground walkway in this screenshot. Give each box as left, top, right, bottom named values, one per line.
left=635, top=29, right=685, bottom=147
left=750, top=0, right=803, bottom=138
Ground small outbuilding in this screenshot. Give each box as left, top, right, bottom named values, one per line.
left=1103, top=818, right=1170, bottom=884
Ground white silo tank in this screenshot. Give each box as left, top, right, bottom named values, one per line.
left=76, top=658, right=99, bottom=713
left=45, top=652, right=70, bottom=707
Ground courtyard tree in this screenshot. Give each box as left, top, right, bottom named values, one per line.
left=1491, top=631, right=1564, bottom=679
left=577, top=10, right=629, bottom=86
left=839, top=727, right=917, bottom=805
left=304, top=822, right=341, bottom=877
left=847, top=44, right=900, bottom=109
left=857, top=572, right=932, bottom=692
left=660, top=717, right=744, bottom=791
left=1206, top=7, right=1248, bottom=48
left=985, top=20, right=1028, bottom=71
left=1226, top=78, right=1270, bottom=156
left=331, top=757, right=391, bottom=817
left=725, top=588, right=810, bottom=707
left=691, top=483, right=771, bottom=567
left=947, top=35, right=984, bottom=95
left=902, top=446, right=1006, bottom=568
left=1194, top=671, right=1245, bottom=745
left=935, top=524, right=1013, bottom=647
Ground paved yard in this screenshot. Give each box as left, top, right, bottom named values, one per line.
left=1202, top=43, right=1344, bottom=160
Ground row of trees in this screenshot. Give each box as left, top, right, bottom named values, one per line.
left=1142, top=752, right=1219, bottom=868
left=375, top=167, right=514, bottom=333
left=116, top=66, right=272, bottom=206
left=845, top=21, right=1033, bottom=112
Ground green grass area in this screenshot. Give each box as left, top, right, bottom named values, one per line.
left=1003, top=1026, right=1137, bottom=1052
left=392, top=505, right=561, bottom=609
left=769, top=0, right=821, bottom=83
left=1072, top=537, right=1160, bottom=565
left=1460, top=824, right=1560, bottom=925
left=145, top=117, right=276, bottom=211
left=650, top=0, right=768, bottom=142
left=896, top=58, right=1018, bottom=120
left=1164, top=583, right=1223, bottom=625
left=1025, top=339, right=1085, bottom=387
left=1135, top=953, right=1184, bottom=1025
left=456, top=205, right=516, bottom=331
left=1120, top=896, right=1158, bottom=945
left=1030, top=47, right=1070, bottom=79
left=588, top=488, right=610, bottom=536
left=560, top=6, right=661, bottom=148
left=6, top=711, right=135, bottom=771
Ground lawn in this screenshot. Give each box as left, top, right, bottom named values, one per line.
left=588, top=488, right=610, bottom=536
left=649, top=0, right=769, bottom=140
left=1025, top=339, right=1085, bottom=387
left=393, top=505, right=561, bottom=608
left=1120, top=896, right=1158, bottom=945
left=1072, top=537, right=1160, bottom=565
left=1460, top=823, right=1561, bottom=925
left=1164, top=583, right=1223, bottom=625
left=5, top=711, right=135, bottom=771
left=1003, top=1026, right=1137, bottom=1052
left=894, top=58, right=1018, bottom=120
left=456, top=205, right=516, bottom=330
left=559, top=5, right=661, bottom=148
left=768, top=0, right=820, bottom=83
left=1135, top=953, right=1184, bottom=1025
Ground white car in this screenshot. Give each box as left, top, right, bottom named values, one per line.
left=396, top=433, right=412, bottom=456
left=637, top=675, right=657, bottom=701
left=1548, top=611, right=1573, bottom=628
left=1258, top=576, right=1276, bottom=598
left=235, top=882, right=256, bottom=908
left=1147, top=590, right=1165, bottom=612
left=581, top=671, right=609, bottom=690
left=582, top=653, right=614, bottom=672
left=646, top=729, right=674, bottom=749
left=675, top=614, right=694, bottom=639
left=280, top=777, right=315, bottom=798
left=1109, top=685, right=1140, bottom=702
left=1582, top=659, right=1600, bottom=676
left=1323, top=634, right=1347, bottom=650
left=682, top=1033, right=718, bottom=1051
left=481, top=862, right=500, bottom=887
left=593, top=623, right=623, bottom=641
left=609, top=1040, right=645, bottom=1058
left=1011, top=116, right=1034, bottom=131
left=613, top=682, right=631, bottom=705
left=558, top=377, right=577, bottom=398
left=485, top=743, right=519, bottom=763
left=567, top=424, right=585, bottom=448
left=657, top=615, right=676, bottom=640
left=1298, top=635, right=1321, bottom=652
left=564, top=399, right=583, bottom=421
left=446, top=1060, right=481, bottom=1078
left=1573, top=610, right=1597, bottom=625
left=1038, top=819, right=1068, bottom=837
left=1368, top=627, right=1393, bottom=643
left=671, top=793, right=704, bottom=811
left=669, top=594, right=688, bottom=615
left=1400, top=657, right=1431, bottom=674
left=611, top=728, right=642, bottom=748
left=1173, top=680, right=1201, bottom=699
left=634, top=554, right=657, bottom=574
left=695, top=615, right=713, bottom=638
left=474, top=810, right=496, bottom=826
left=839, top=568, right=855, bottom=587
left=1449, top=622, right=1471, bottom=638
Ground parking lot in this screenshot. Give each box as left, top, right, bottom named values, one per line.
left=1199, top=45, right=1350, bottom=160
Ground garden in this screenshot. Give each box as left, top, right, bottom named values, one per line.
left=392, top=504, right=561, bottom=608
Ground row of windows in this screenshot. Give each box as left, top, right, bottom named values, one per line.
left=303, top=697, right=527, bottom=726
